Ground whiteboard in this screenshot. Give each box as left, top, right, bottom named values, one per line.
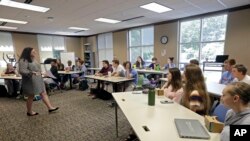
left=60, top=52, right=75, bottom=67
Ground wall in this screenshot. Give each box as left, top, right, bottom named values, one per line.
left=65, top=36, right=82, bottom=59
left=12, top=33, right=40, bottom=62
left=225, top=9, right=250, bottom=71
left=154, top=22, right=178, bottom=66
left=113, top=30, right=128, bottom=63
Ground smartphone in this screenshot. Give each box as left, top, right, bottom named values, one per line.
left=160, top=100, right=174, bottom=104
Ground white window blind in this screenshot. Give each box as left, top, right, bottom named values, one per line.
left=37, top=35, right=65, bottom=62
left=0, top=32, right=14, bottom=70
left=97, top=33, right=113, bottom=68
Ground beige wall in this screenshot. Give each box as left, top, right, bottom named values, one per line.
left=154, top=22, right=178, bottom=66
left=113, top=30, right=128, bottom=63
left=65, top=36, right=82, bottom=59
left=225, top=9, right=250, bottom=72
left=12, top=33, right=40, bottom=62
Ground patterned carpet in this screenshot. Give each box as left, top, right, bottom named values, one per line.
left=0, top=89, right=132, bottom=141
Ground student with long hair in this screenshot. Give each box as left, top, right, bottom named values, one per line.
left=161, top=68, right=183, bottom=103
left=19, top=47, right=59, bottom=116
left=162, top=57, right=176, bottom=70
left=220, top=82, right=250, bottom=141
left=134, top=56, right=145, bottom=69
left=124, top=61, right=138, bottom=91
left=181, top=64, right=210, bottom=115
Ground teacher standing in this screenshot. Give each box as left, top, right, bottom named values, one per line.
left=19, top=47, right=59, bottom=116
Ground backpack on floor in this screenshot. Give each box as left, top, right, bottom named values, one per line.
left=79, top=80, right=89, bottom=91
left=0, top=85, right=8, bottom=97
left=90, top=88, right=112, bottom=100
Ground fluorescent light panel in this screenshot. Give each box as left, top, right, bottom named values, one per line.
left=0, top=18, right=27, bottom=24
left=0, top=0, right=49, bottom=13
left=68, top=27, right=89, bottom=30
left=95, top=18, right=120, bottom=24
left=140, top=2, right=172, bottom=13
left=0, top=26, right=17, bottom=30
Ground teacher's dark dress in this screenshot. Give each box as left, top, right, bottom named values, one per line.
left=19, top=59, right=45, bottom=96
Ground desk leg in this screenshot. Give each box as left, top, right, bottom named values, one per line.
left=115, top=102, right=118, bottom=137
left=69, top=74, right=72, bottom=89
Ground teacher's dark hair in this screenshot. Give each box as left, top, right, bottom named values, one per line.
left=19, top=47, right=33, bottom=63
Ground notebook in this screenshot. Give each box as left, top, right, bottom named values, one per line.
left=175, top=118, right=210, bottom=139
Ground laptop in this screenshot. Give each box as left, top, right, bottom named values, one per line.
left=175, top=118, right=210, bottom=139
left=215, top=55, right=229, bottom=63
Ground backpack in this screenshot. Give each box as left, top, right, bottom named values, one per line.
left=79, top=80, right=89, bottom=91
left=90, top=88, right=112, bottom=100
left=0, top=85, right=8, bottom=97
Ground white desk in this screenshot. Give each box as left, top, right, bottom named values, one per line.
left=84, top=75, right=134, bottom=92
left=87, top=68, right=101, bottom=71
left=58, top=71, right=83, bottom=89
left=206, top=82, right=226, bottom=97
left=136, top=69, right=168, bottom=78
left=112, top=92, right=220, bottom=141
left=0, top=75, right=22, bottom=80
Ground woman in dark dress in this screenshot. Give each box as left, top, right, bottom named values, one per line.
left=19, top=47, right=59, bottom=116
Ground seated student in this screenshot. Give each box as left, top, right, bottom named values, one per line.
left=65, top=60, right=75, bottom=71
left=219, top=59, right=236, bottom=85
left=147, top=57, right=161, bottom=83
left=161, top=68, right=183, bottom=103
left=189, top=59, right=199, bottom=65
left=44, top=60, right=60, bottom=90
left=124, top=61, right=138, bottom=91
left=232, top=64, right=250, bottom=85
left=56, top=59, right=64, bottom=71
left=72, top=60, right=87, bottom=83
left=133, top=56, right=145, bottom=69
left=162, top=57, right=176, bottom=70
left=181, top=64, right=210, bottom=115
left=1, top=63, right=20, bottom=97
left=220, top=82, right=250, bottom=141
left=111, top=59, right=125, bottom=77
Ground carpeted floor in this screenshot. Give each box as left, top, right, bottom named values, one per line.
left=0, top=89, right=132, bottom=141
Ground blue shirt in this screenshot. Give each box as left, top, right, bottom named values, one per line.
left=125, top=69, right=138, bottom=85
left=220, top=71, right=234, bottom=85
left=164, top=63, right=176, bottom=70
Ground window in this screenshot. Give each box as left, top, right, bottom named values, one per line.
left=97, top=33, right=113, bottom=68
left=179, top=14, right=228, bottom=65
left=0, top=32, right=14, bottom=70
left=37, top=35, right=65, bottom=62
left=128, top=26, right=154, bottom=64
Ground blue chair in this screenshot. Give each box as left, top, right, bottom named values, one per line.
left=212, top=104, right=229, bottom=122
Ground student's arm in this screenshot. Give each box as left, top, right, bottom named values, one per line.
left=172, top=88, right=184, bottom=103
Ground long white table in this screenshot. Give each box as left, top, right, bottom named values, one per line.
left=84, top=75, right=134, bottom=92
left=112, top=92, right=220, bottom=141
left=136, top=69, right=168, bottom=78
left=58, top=71, right=83, bottom=89
left=0, top=75, right=22, bottom=80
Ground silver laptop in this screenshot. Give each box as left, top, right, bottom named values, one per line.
left=175, top=119, right=210, bottom=139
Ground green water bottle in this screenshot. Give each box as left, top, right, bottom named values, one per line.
left=148, top=87, right=155, bottom=106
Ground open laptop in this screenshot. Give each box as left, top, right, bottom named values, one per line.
left=215, top=55, right=229, bottom=63
left=175, top=118, right=210, bottom=139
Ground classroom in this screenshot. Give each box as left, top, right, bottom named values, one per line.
left=0, top=0, right=250, bottom=141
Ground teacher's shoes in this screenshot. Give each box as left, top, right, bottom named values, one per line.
left=48, top=107, right=59, bottom=113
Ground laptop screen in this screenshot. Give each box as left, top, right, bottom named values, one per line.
left=215, top=55, right=229, bottom=63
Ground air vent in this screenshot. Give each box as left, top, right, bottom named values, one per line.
left=0, top=22, right=7, bottom=26
left=122, top=16, right=145, bottom=22
left=24, top=0, right=32, bottom=4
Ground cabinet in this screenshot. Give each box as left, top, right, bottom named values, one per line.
left=84, top=44, right=94, bottom=74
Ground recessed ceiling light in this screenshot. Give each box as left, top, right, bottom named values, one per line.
left=0, top=18, right=28, bottom=24
left=68, top=27, right=89, bottom=31
left=0, top=0, right=50, bottom=13
left=0, top=26, right=17, bottom=30
left=95, top=18, right=121, bottom=24
left=140, top=2, right=172, bottom=13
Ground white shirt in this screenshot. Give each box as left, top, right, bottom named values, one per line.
left=113, top=64, right=125, bottom=76
left=233, top=75, right=250, bottom=85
